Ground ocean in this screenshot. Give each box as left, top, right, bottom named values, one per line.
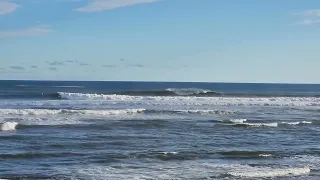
left=0, top=80, right=320, bottom=180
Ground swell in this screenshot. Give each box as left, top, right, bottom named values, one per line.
left=218, top=150, right=276, bottom=159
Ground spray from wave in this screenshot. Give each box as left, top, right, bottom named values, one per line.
left=1, top=122, right=18, bottom=131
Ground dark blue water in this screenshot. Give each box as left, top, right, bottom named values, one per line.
left=1, top=81, right=320, bottom=179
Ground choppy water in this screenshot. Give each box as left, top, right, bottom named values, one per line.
left=1, top=81, right=320, bottom=180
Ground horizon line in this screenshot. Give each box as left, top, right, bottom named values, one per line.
left=0, top=79, right=319, bottom=85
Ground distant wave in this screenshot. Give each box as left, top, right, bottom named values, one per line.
left=0, top=108, right=235, bottom=116
left=0, top=108, right=145, bottom=116
left=115, top=88, right=223, bottom=97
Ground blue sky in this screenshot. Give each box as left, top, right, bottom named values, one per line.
left=0, top=0, right=320, bottom=83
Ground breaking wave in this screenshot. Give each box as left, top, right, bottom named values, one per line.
left=281, top=121, right=313, bottom=125
left=234, top=122, right=279, bottom=127
left=219, top=119, right=279, bottom=127
left=0, top=109, right=145, bottom=116
left=56, top=92, right=320, bottom=107
left=0, top=108, right=235, bottom=116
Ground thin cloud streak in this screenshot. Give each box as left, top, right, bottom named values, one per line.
left=49, top=67, right=58, bottom=71
left=10, top=66, right=25, bottom=70
left=302, top=9, right=320, bottom=16
left=76, top=0, right=161, bottom=12
left=102, top=65, right=117, bottom=68
left=294, top=9, right=320, bottom=25
left=79, top=63, right=90, bottom=66
left=0, top=25, right=53, bottom=38
left=296, top=19, right=320, bottom=25
left=0, top=1, right=20, bottom=15
left=49, top=61, right=65, bottom=66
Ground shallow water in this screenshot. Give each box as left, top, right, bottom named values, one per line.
left=1, top=81, right=320, bottom=179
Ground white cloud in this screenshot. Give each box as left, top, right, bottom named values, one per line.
left=76, top=0, right=161, bottom=12
left=293, top=9, right=320, bottom=25
left=0, top=25, right=53, bottom=38
left=302, top=9, right=320, bottom=16
left=0, top=1, right=20, bottom=14
left=296, top=19, right=320, bottom=25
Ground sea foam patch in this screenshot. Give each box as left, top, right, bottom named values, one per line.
left=1, top=122, right=18, bottom=131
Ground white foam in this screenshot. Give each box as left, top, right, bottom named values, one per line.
left=178, top=110, right=235, bottom=115
left=282, top=121, right=312, bottom=125
left=228, top=166, right=310, bottom=178
left=259, top=154, right=272, bottom=157
left=240, top=122, right=278, bottom=127
left=59, top=162, right=311, bottom=180
left=221, top=119, right=247, bottom=123
left=0, top=108, right=145, bottom=116
left=1, top=122, right=18, bottom=131
left=57, top=92, right=320, bottom=107
left=161, top=152, right=178, bottom=155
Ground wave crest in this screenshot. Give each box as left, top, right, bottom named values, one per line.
left=165, top=88, right=222, bottom=96
left=0, top=109, right=145, bottom=116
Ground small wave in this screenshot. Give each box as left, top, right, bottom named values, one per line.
left=281, top=121, right=312, bottom=125
left=219, top=119, right=247, bottom=124
left=165, top=88, right=223, bottom=96
left=145, top=109, right=236, bottom=115
left=219, top=119, right=278, bottom=128
left=218, top=150, right=275, bottom=158
left=259, top=154, right=273, bottom=157
left=116, top=151, right=202, bottom=161
left=0, top=109, right=145, bottom=116
left=161, top=152, right=178, bottom=155
left=234, top=122, right=278, bottom=127
left=176, top=110, right=235, bottom=115
left=1, top=122, right=18, bottom=131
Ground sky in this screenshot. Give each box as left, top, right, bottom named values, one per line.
left=0, top=0, right=320, bottom=83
